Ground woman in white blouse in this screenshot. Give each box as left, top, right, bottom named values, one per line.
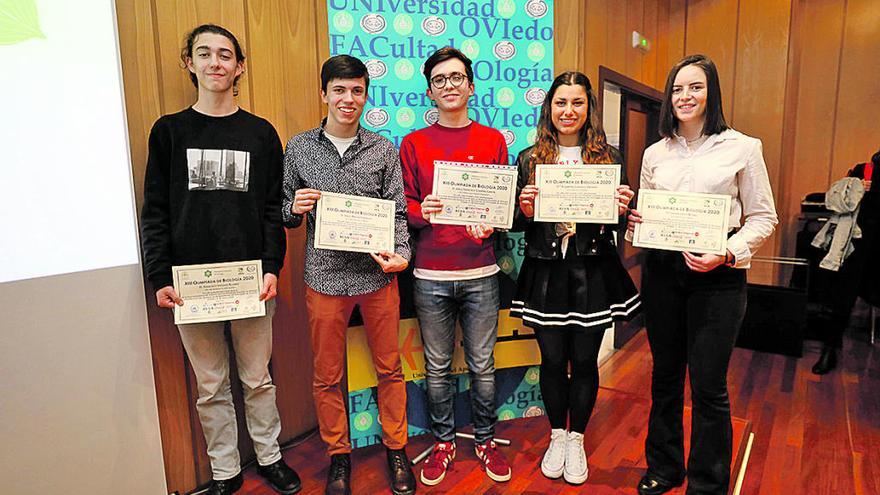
left=627, top=54, right=777, bottom=495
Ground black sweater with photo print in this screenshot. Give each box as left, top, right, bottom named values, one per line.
left=141, top=107, right=285, bottom=289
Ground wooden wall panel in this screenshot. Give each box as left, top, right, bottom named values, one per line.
left=606, top=0, right=630, bottom=78
left=731, top=0, right=792, bottom=283
left=555, top=0, right=584, bottom=73
left=642, top=0, right=660, bottom=86
left=245, top=0, right=322, bottom=440
left=830, top=0, right=880, bottom=179
left=684, top=0, right=739, bottom=118
left=783, top=0, right=846, bottom=256
left=583, top=0, right=610, bottom=85
left=152, top=1, right=253, bottom=114
left=625, top=0, right=646, bottom=81
left=662, top=0, right=687, bottom=88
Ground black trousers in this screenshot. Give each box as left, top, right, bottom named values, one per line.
left=821, top=203, right=878, bottom=348
left=642, top=251, right=746, bottom=495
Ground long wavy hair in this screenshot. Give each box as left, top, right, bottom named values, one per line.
left=528, top=71, right=614, bottom=183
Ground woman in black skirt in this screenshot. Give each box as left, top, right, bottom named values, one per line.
left=510, top=71, right=641, bottom=485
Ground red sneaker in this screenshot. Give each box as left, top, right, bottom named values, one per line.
left=475, top=440, right=511, bottom=482
left=420, top=441, right=456, bottom=486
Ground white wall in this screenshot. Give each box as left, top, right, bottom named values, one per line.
left=0, top=266, right=167, bottom=494
left=0, top=1, right=167, bottom=492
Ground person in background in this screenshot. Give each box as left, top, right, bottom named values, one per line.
left=627, top=54, right=777, bottom=495
left=511, top=71, right=641, bottom=485
left=141, top=24, right=300, bottom=495
left=812, top=149, right=879, bottom=374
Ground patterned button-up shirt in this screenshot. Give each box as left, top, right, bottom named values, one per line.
left=282, top=122, right=410, bottom=296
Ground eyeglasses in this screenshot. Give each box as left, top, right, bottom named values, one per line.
left=430, top=72, right=467, bottom=89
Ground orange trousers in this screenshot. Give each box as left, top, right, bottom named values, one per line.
left=305, top=279, right=408, bottom=454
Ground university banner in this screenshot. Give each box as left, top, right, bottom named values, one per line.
left=326, top=0, right=554, bottom=448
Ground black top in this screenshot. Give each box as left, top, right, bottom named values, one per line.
left=511, top=145, right=627, bottom=260
left=141, top=107, right=286, bottom=288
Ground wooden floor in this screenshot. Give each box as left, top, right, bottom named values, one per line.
left=234, top=318, right=879, bottom=495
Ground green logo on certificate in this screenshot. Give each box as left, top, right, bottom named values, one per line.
left=346, top=200, right=352, bottom=207
left=668, top=197, right=677, bottom=204
left=461, top=173, right=469, bottom=180
left=204, top=270, right=212, bottom=277
left=564, top=170, right=572, bottom=178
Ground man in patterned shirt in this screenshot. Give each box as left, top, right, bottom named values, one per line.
left=282, top=55, right=416, bottom=495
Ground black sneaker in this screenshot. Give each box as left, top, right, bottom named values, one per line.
left=257, top=458, right=302, bottom=494
left=209, top=472, right=243, bottom=495
left=325, top=453, right=351, bottom=495
left=386, top=447, right=417, bottom=495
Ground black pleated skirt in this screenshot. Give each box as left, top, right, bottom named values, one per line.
left=510, top=252, right=641, bottom=332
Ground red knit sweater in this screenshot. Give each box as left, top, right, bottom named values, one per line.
left=400, top=121, right=509, bottom=270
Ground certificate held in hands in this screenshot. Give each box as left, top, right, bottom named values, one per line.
left=315, top=191, right=395, bottom=253
left=534, top=164, right=620, bottom=224
left=172, top=260, right=265, bottom=325
left=431, top=160, right=518, bottom=229
left=632, top=189, right=731, bottom=255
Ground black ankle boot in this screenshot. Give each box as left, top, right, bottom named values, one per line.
left=812, top=346, right=838, bottom=375
left=386, top=447, right=416, bottom=495
left=325, top=453, right=351, bottom=495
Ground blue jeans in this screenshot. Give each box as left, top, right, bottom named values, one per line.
left=414, top=274, right=500, bottom=444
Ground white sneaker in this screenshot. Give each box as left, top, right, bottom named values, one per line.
left=541, top=428, right=567, bottom=479
left=563, top=431, right=588, bottom=484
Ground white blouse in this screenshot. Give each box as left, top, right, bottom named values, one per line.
left=639, top=128, right=778, bottom=268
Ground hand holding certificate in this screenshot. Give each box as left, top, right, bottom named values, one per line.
left=431, top=161, right=518, bottom=229
left=631, top=189, right=731, bottom=255
left=534, top=164, right=621, bottom=223
left=315, top=191, right=395, bottom=253
left=172, top=260, right=265, bottom=324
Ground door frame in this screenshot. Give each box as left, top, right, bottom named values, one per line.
left=598, top=67, right=664, bottom=349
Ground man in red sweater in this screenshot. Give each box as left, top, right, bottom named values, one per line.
left=400, top=47, right=511, bottom=487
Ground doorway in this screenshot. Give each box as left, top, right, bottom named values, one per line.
left=599, top=67, right=663, bottom=349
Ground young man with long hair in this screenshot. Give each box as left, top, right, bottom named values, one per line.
left=141, top=24, right=300, bottom=495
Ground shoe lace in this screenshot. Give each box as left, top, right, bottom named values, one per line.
left=390, top=450, right=408, bottom=471
left=479, top=442, right=505, bottom=466
left=329, top=456, right=349, bottom=480
left=426, top=444, right=451, bottom=467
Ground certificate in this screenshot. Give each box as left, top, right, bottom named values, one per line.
left=431, top=160, right=518, bottom=229
left=534, top=164, right=620, bottom=223
left=632, top=189, right=731, bottom=255
left=315, top=191, right=395, bottom=253
left=172, top=260, right=265, bottom=325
